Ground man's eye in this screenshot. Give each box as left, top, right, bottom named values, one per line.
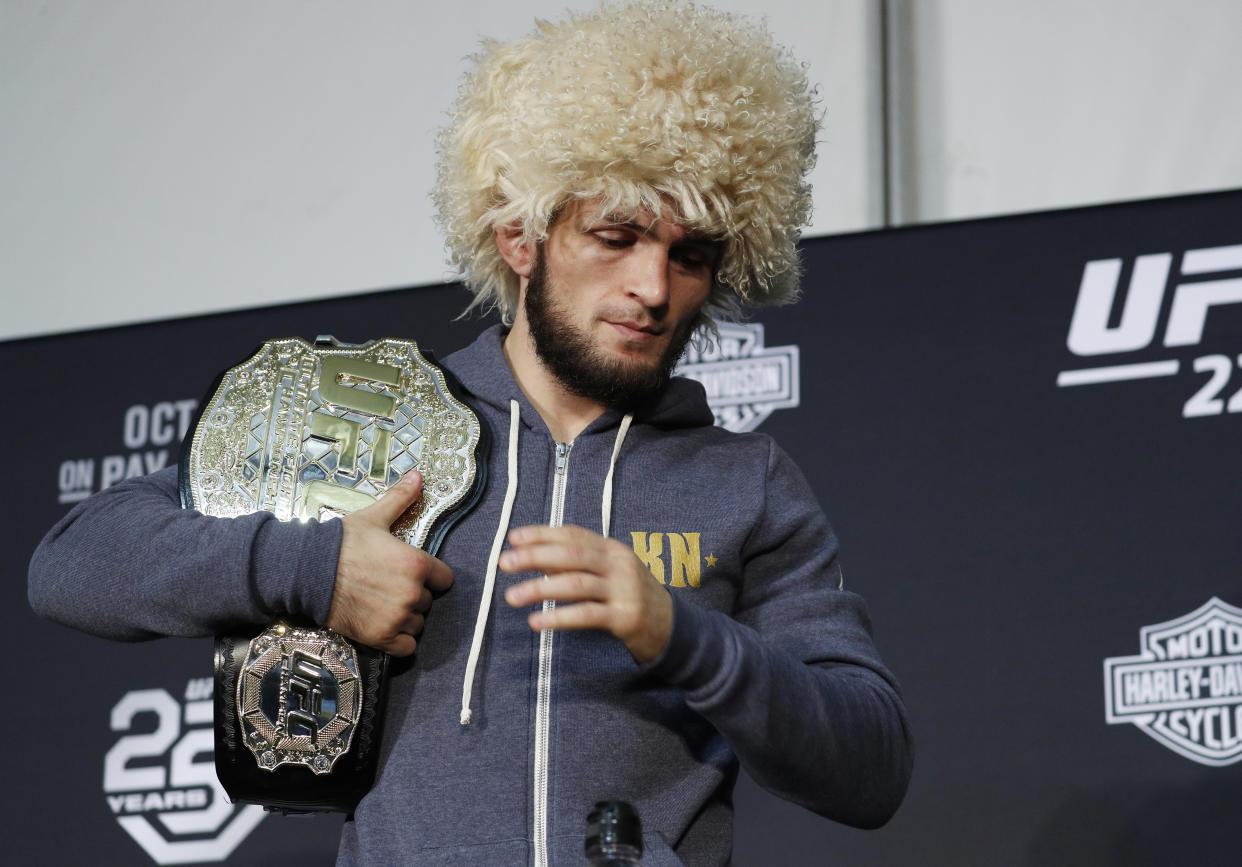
left=595, top=233, right=633, bottom=249
left=672, top=248, right=712, bottom=270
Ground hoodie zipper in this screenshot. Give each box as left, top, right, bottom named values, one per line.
left=534, top=440, right=572, bottom=867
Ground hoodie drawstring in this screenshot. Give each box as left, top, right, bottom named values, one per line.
left=460, top=400, right=520, bottom=725
left=459, top=407, right=634, bottom=726
left=600, top=414, right=632, bottom=539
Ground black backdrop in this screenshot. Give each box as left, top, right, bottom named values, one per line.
left=3, top=189, right=1240, bottom=865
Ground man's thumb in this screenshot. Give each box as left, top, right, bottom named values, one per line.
left=355, top=471, right=423, bottom=528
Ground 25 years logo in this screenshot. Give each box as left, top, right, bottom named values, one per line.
left=104, top=678, right=265, bottom=864
left=1104, top=598, right=1242, bottom=766
left=1056, top=243, right=1242, bottom=418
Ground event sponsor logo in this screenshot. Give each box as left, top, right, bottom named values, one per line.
left=675, top=322, right=799, bottom=432
left=1056, top=243, right=1242, bottom=418
left=1103, top=597, right=1242, bottom=766
left=104, top=678, right=265, bottom=864
left=57, top=399, right=198, bottom=504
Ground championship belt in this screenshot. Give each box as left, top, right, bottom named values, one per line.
left=179, top=336, right=487, bottom=813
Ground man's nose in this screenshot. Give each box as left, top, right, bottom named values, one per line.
left=628, top=246, right=671, bottom=307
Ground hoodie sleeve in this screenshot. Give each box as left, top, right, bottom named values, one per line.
left=28, top=465, right=341, bottom=640
left=644, top=440, right=913, bottom=828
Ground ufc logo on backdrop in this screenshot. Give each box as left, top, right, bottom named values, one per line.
left=1057, top=243, right=1242, bottom=418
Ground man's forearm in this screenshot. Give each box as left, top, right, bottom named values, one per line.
left=28, top=465, right=341, bottom=640
left=646, top=594, right=914, bottom=828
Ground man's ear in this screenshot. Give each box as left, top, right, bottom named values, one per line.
left=494, top=224, right=536, bottom=279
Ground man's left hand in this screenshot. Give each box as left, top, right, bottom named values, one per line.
left=501, top=524, right=672, bottom=664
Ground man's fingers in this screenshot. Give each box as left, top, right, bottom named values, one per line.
left=498, top=524, right=673, bottom=661
left=527, top=601, right=611, bottom=632
left=499, top=544, right=606, bottom=576
left=507, top=524, right=596, bottom=547
left=355, top=471, right=424, bottom=528
left=421, top=555, right=455, bottom=593
left=505, top=573, right=603, bottom=607
left=399, top=611, right=425, bottom=637
left=500, top=530, right=613, bottom=576
left=384, top=633, right=417, bottom=657
left=329, top=608, right=424, bottom=657
left=412, top=585, right=433, bottom=613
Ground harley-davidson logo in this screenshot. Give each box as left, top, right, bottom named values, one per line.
left=675, top=322, right=799, bottom=433
left=1104, top=597, right=1242, bottom=766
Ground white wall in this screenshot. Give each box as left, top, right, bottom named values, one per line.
left=3, top=1, right=1240, bottom=343
left=887, top=0, right=1242, bottom=223
left=0, top=0, right=878, bottom=342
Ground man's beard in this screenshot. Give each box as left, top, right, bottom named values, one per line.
left=524, top=249, right=697, bottom=411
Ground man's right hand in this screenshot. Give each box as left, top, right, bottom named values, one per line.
left=326, top=471, right=453, bottom=656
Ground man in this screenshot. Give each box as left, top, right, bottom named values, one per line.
left=30, top=1, right=912, bottom=864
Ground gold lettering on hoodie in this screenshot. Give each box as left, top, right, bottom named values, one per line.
left=631, top=532, right=665, bottom=583
left=630, top=532, right=703, bottom=588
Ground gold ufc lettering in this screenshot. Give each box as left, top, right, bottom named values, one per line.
left=299, top=356, right=401, bottom=518
left=319, top=357, right=400, bottom=420
left=310, top=414, right=361, bottom=476
left=310, top=414, right=392, bottom=482
left=298, top=480, right=376, bottom=519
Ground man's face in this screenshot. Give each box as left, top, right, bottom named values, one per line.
left=521, top=200, right=720, bottom=409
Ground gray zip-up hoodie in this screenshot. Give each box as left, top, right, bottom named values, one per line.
left=30, top=326, right=912, bottom=865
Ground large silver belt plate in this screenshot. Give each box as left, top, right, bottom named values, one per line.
left=183, top=336, right=482, bottom=776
